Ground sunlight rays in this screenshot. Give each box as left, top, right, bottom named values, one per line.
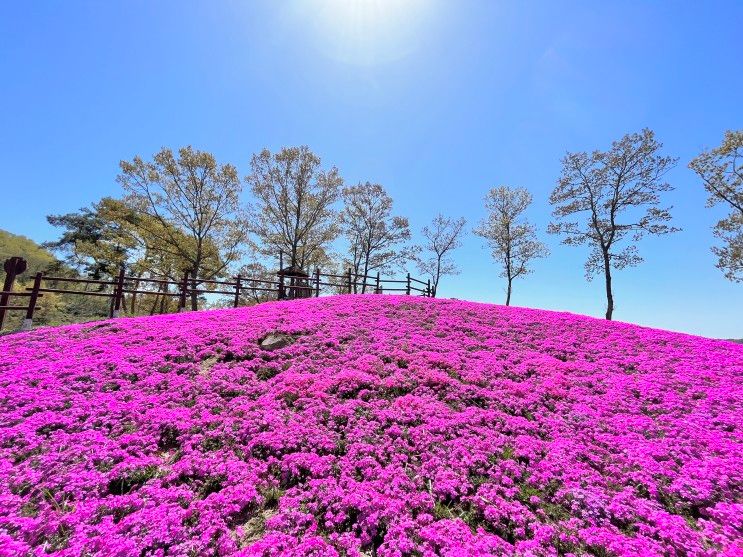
left=300, top=0, right=433, bottom=65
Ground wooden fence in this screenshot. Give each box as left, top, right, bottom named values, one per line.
left=0, top=256, right=432, bottom=332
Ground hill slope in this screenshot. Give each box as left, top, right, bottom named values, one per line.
left=0, top=229, right=114, bottom=329
left=0, top=229, right=57, bottom=280
left=0, top=296, right=741, bottom=556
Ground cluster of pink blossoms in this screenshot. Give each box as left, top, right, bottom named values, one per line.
left=0, top=296, right=741, bottom=556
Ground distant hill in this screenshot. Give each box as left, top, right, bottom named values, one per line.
left=0, top=228, right=58, bottom=281
left=0, top=229, right=110, bottom=329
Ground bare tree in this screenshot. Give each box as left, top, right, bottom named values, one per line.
left=118, top=146, right=248, bottom=310
left=689, top=130, right=743, bottom=282
left=341, top=182, right=410, bottom=292
left=475, top=186, right=548, bottom=306
left=237, top=261, right=277, bottom=305
left=549, top=129, right=678, bottom=320
left=247, top=146, right=342, bottom=271
left=416, top=214, right=466, bottom=297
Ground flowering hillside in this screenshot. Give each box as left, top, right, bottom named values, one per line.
left=0, top=296, right=741, bottom=557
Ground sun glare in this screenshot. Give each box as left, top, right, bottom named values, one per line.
left=306, top=0, right=432, bottom=65
left=319, top=0, right=412, bottom=26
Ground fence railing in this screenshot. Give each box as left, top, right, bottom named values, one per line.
left=0, top=256, right=432, bottom=331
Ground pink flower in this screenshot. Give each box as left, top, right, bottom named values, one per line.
left=0, top=295, right=740, bottom=555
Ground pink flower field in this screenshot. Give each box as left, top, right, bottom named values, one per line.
left=0, top=296, right=741, bottom=557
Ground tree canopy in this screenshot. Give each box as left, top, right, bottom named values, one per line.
left=548, top=129, right=678, bottom=319
left=118, top=146, right=248, bottom=309
left=341, top=182, right=410, bottom=292
left=689, top=130, right=743, bottom=282
left=475, top=187, right=547, bottom=306
left=247, top=146, right=342, bottom=271
left=416, top=214, right=466, bottom=297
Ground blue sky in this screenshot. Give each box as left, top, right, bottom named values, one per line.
left=1, top=1, right=741, bottom=338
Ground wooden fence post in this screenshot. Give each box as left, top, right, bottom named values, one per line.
left=234, top=274, right=241, bottom=308
left=406, top=273, right=411, bottom=295
left=347, top=268, right=353, bottom=294
left=375, top=272, right=380, bottom=294
left=179, top=270, right=189, bottom=312
left=0, top=257, right=27, bottom=331
left=315, top=268, right=320, bottom=297
left=0, top=275, right=12, bottom=332
left=427, top=279, right=431, bottom=298
left=21, top=272, right=43, bottom=330
left=111, top=266, right=125, bottom=318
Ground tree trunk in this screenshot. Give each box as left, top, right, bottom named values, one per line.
left=353, top=258, right=360, bottom=294
left=130, top=275, right=141, bottom=314
left=433, top=257, right=442, bottom=298
left=160, top=283, right=168, bottom=314
left=190, top=257, right=202, bottom=311
left=602, top=249, right=614, bottom=320
left=149, top=285, right=160, bottom=315
left=290, top=242, right=299, bottom=269
left=190, top=286, right=199, bottom=311
left=189, top=270, right=199, bottom=310
left=360, top=253, right=371, bottom=294
left=505, top=277, right=512, bottom=306
left=361, top=259, right=369, bottom=294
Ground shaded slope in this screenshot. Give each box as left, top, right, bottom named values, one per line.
left=0, top=296, right=741, bottom=556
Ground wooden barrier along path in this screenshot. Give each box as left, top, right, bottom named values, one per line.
left=0, top=256, right=432, bottom=331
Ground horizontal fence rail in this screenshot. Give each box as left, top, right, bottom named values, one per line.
left=0, top=256, right=432, bottom=332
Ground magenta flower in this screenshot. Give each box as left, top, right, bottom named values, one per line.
left=0, top=296, right=741, bottom=556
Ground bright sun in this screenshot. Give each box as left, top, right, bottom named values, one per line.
left=318, top=0, right=414, bottom=26
left=307, top=0, right=432, bottom=65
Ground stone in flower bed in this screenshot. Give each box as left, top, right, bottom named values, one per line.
left=259, top=333, right=297, bottom=351
left=0, top=296, right=741, bottom=556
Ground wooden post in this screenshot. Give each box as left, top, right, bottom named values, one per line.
left=0, top=257, right=27, bottom=331
left=234, top=274, right=241, bottom=308
left=314, top=268, right=320, bottom=297
left=111, top=266, right=125, bottom=318
left=375, top=272, right=380, bottom=294
left=347, top=268, right=353, bottom=294
left=0, top=273, right=13, bottom=332
left=406, top=273, right=411, bottom=295
left=21, top=272, right=43, bottom=330
left=179, top=270, right=189, bottom=311
left=426, top=279, right=431, bottom=297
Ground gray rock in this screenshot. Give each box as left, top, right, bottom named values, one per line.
left=259, top=333, right=295, bottom=351
left=199, top=356, right=218, bottom=375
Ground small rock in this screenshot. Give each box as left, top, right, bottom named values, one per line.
left=259, top=333, right=295, bottom=351
left=199, top=356, right=218, bottom=375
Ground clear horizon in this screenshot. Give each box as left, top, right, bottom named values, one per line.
left=1, top=1, right=741, bottom=338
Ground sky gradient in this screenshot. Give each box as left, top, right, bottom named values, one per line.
left=1, top=1, right=741, bottom=338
